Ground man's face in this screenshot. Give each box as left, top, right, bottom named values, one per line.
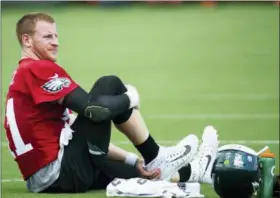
left=29, top=20, right=59, bottom=62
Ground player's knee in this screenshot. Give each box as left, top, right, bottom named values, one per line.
left=97, top=75, right=123, bottom=86
left=93, top=75, right=126, bottom=95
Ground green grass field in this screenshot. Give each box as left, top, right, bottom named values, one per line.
left=1, top=2, right=279, bottom=198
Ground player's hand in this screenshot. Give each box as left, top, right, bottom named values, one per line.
left=125, top=84, right=140, bottom=109
left=135, top=159, right=161, bottom=180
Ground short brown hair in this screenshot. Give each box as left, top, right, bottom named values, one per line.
left=16, top=12, right=55, bottom=46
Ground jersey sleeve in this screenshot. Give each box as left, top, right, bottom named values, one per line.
left=25, top=60, right=79, bottom=105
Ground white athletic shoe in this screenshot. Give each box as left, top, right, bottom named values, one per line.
left=145, top=139, right=198, bottom=181
left=177, top=126, right=219, bottom=184
left=177, top=134, right=199, bottom=150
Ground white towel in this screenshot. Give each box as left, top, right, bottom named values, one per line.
left=106, top=178, right=204, bottom=198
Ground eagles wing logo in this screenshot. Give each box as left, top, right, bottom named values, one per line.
left=42, top=76, right=71, bottom=93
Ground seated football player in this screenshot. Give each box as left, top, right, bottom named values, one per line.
left=4, top=12, right=221, bottom=194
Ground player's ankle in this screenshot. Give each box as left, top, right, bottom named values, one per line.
left=135, top=135, right=160, bottom=164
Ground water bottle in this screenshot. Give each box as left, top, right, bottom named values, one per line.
left=257, top=148, right=276, bottom=198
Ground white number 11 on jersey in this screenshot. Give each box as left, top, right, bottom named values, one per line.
left=6, top=98, right=33, bottom=157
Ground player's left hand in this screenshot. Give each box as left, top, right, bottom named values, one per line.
left=135, top=159, right=161, bottom=180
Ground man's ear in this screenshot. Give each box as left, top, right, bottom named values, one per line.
left=21, top=34, right=32, bottom=48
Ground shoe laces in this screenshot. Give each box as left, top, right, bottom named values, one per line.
left=198, top=144, right=212, bottom=168
left=164, top=147, right=186, bottom=168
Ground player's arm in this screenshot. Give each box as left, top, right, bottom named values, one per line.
left=61, top=86, right=138, bottom=122
left=108, top=143, right=160, bottom=179
left=107, top=143, right=129, bottom=162
left=107, top=143, right=140, bottom=166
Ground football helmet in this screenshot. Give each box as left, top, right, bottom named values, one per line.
left=212, top=144, right=261, bottom=198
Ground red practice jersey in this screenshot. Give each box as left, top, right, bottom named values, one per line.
left=4, top=58, right=78, bottom=180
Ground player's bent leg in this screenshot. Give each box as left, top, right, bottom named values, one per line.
left=89, top=76, right=160, bottom=166
left=76, top=75, right=131, bottom=168
left=89, top=75, right=198, bottom=181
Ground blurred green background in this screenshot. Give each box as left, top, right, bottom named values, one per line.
left=1, top=1, right=279, bottom=198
